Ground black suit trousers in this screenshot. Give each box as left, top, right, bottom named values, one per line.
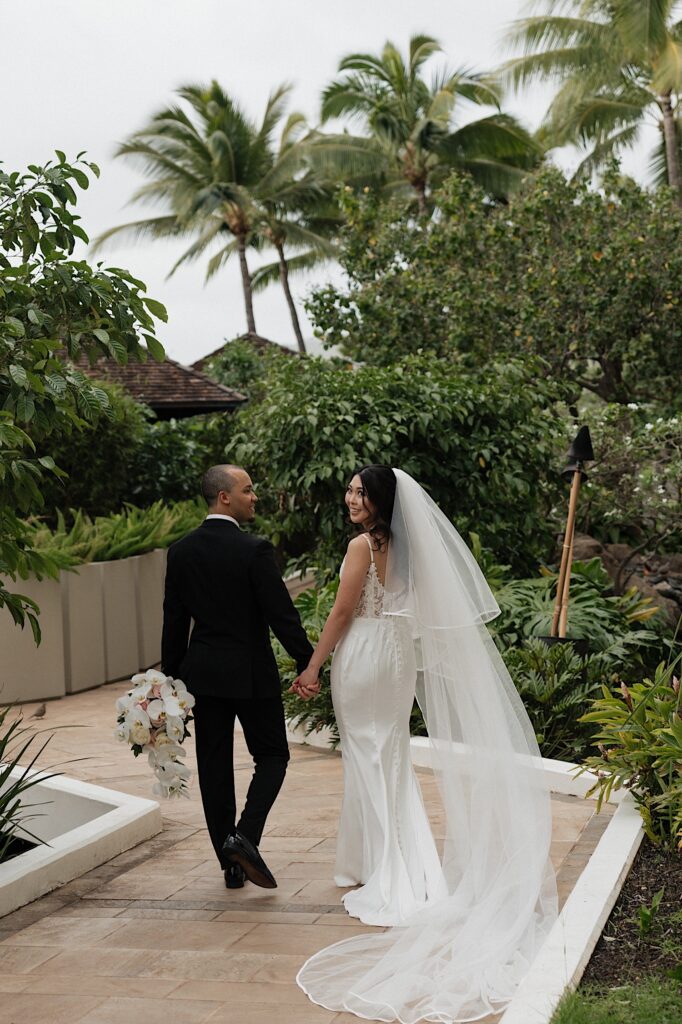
left=192, top=694, right=290, bottom=862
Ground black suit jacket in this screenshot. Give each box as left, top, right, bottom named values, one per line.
left=161, top=519, right=313, bottom=699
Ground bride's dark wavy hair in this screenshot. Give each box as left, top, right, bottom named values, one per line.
left=353, top=465, right=397, bottom=549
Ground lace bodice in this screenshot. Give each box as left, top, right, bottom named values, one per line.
left=341, top=534, right=385, bottom=619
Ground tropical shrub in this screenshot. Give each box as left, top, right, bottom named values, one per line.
left=228, top=353, right=569, bottom=575
left=493, top=559, right=663, bottom=660
left=26, top=499, right=205, bottom=567
left=38, top=382, right=235, bottom=517
left=579, top=661, right=682, bottom=850
left=308, top=167, right=682, bottom=408
left=0, top=153, right=166, bottom=637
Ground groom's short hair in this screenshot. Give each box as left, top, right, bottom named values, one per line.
left=201, top=464, right=244, bottom=505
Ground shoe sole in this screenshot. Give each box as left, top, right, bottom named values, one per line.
left=227, top=852, right=277, bottom=889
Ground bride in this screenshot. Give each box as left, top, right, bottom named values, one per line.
left=291, top=465, right=557, bottom=1023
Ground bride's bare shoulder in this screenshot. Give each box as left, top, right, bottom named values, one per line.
left=346, top=534, right=372, bottom=560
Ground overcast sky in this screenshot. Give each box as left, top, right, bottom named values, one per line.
left=2, top=1, right=655, bottom=365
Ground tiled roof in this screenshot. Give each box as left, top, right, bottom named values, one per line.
left=191, top=332, right=298, bottom=371
left=73, top=352, right=246, bottom=419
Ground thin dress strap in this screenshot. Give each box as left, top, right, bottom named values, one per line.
left=363, top=533, right=375, bottom=562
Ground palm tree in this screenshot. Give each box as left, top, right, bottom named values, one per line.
left=319, top=34, right=540, bottom=215
left=201, top=112, right=340, bottom=353
left=94, top=82, right=302, bottom=335
left=502, top=1, right=682, bottom=200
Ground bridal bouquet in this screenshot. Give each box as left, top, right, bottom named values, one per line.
left=115, top=669, right=195, bottom=799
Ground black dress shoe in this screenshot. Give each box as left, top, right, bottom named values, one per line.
left=224, top=864, right=246, bottom=889
left=222, top=831, right=277, bottom=889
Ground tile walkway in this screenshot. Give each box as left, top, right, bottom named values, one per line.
left=0, top=683, right=613, bottom=1024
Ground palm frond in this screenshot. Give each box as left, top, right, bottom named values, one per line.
left=90, top=215, right=188, bottom=254
left=572, top=123, right=643, bottom=178
left=251, top=248, right=334, bottom=292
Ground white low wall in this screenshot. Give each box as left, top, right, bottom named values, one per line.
left=1, top=550, right=167, bottom=705
left=0, top=767, right=161, bottom=918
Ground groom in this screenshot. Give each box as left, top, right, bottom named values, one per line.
left=161, top=464, right=315, bottom=889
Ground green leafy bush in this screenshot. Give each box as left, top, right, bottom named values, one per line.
left=0, top=153, right=166, bottom=635
left=26, top=499, right=204, bottom=567
left=229, top=353, right=569, bottom=575
left=579, top=661, right=682, bottom=850
left=38, top=382, right=235, bottom=518
left=308, top=167, right=682, bottom=408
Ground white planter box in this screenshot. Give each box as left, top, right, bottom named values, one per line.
left=135, top=549, right=166, bottom=671
left=98, top=558, right=141, bottom=682
left=61, top=564, right=106, bottom=694
left=0, top=575, right=66, bottom=704
left=0, top=767, right=161, bottom=918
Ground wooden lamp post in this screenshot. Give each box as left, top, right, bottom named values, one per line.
left=550, top=425, right=594, bottom=640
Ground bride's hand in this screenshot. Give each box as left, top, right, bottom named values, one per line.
left=290, top=667, right=320, bottom=700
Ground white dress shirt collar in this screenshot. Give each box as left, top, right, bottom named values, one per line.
left=205, top=514, right=240, bottom=528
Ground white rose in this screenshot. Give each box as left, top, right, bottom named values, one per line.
left=129, top=719, right=151, bottom=746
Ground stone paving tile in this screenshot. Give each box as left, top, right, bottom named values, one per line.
left=76, top=996, right=217, bottom=1024
left=0, top=993, right=107, bottom=1024
left=94, top=919, right=256, bottom=952
left=3, top=680, right=612, bottom=1024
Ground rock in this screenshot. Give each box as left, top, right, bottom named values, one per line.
left=628, top=576, right=681, bottom=626
left=604, top=542, right=637, bottom=564
left=571, top=534, right=604, bottom=561
left=653, top=581, right=681, bottom=603
left=665, top=553, right=682, bottom=574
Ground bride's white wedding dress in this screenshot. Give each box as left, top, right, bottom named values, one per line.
left=297, top=470, right=558, bottom=1024
left=331, top=534, right=447, bottom=926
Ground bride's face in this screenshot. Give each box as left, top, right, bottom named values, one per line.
left=345, top=474, right=375, bottom=528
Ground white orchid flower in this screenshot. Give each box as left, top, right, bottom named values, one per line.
left=145, top=668, right=168, bottom=684
left=116, top=694, right=134, bottom=715
left=146, top=699, right=165, bottom=724
left=162, top=694, right=183, bottom=717
left=165, top=716, right=185, bottom=743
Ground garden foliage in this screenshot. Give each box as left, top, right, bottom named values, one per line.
left=37, top=381, right=234, bottom=517
left=26, top=500, right=205, bottom=567
left=308, top=168, right=682, bottom=408
left=579, top=660, right=682, bottom=850
left=228, top=353, right=569, bottom=575
left=0, top=154, right=166, bottom=637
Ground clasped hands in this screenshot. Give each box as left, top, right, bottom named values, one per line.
left=289, top=665, right=320, bottom=701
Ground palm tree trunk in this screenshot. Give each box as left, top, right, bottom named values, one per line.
left=237, top=233, right=257, bottom=333
left=276, top=242, right=307, bottom=354
left=659, top=92, right=682, bottom=205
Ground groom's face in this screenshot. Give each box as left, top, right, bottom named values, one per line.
left=224, top=470, right=258, bottom=524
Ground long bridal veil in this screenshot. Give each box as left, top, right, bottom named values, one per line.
left=297, top=469, right=558, bottom=1023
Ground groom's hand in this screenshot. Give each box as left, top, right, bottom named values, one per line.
left=289, top=669, right=320, bottom=700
